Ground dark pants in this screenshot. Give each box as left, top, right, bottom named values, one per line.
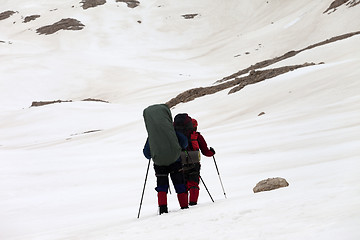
left=183, top=162, right=201, bottom=184
left=154, top=161, right=187, bottom=194
left=183, top=163, right=201, bottom=204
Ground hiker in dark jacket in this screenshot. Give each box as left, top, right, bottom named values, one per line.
left=184, top=118, right=215, bottom=206
left=143, top=104, right=189, bottom=215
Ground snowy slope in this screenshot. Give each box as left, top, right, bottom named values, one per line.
left=1, top=0, right=360, bottom=239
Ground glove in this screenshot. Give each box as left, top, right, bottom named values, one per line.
left=210, top=147, right=215, bottom=154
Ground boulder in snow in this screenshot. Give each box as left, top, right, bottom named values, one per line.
left=253, top=177, right=289, bottom=193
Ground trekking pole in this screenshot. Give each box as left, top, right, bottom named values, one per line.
left=168, top=182, right=172, bottom=194
left=213, top=156, right=227, bottom=199
left=137, top=158, right=151, bottom=219
left=199, top=175, right=214, bottom=202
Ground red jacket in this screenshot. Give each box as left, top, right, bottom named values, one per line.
left=189, top=132, right=214, bottom=157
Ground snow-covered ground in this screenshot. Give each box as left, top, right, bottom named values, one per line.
left=1, top=0, right=360, bottom=239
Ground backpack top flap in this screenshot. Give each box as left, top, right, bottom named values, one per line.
left=143, top=104, right=181, bottom=166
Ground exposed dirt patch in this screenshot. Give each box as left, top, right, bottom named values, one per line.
left=182, top=14, right=199, bottom=19
left=31, top=99, right=109, bottom=107
left=325, top=0, right=350, bottom=13
left=31, top=100, right=73, bottom=107
left=324, top=0, right=360, bottom=13
left=82, top=98, right=109, bottom=103
left=71, top=129, right=102, bottom=136
left=217, top=50, right=299, bottom=83
left=36, top=18, right=85, bottom=35
left=0, top=10, right=16, bottom=20
left=229, top=63, right=317, bottom=94
left=166, top=62, right=317, bottom=108
left=67, top=129, right=102, bottom=140
left=116, top=0, right=140, bottom=8
left=81, top=0, right=106, bottom=10
left=301, top=30, right=360, bottom=51
left=349, top=0, right=360, bottom=7
left=23, top=15, right=40, bottom=23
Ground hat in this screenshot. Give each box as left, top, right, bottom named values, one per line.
left=191, top=118, right=198, bottom=128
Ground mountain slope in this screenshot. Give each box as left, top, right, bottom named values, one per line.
left=1, top=1, right=360, bottom=240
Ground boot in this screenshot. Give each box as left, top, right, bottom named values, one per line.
left=159, top=205, right=168, bottom=215
left=177, top=192, right=189, bottom=209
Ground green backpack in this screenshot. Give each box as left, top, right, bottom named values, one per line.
left=143, top=104, right=181, bottom=166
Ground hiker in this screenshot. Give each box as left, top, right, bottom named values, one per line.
left=174, top=114, right=215, bottom=206
left=143, top=104, right=189, bottom=215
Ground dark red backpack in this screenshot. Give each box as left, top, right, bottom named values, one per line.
left=174, top=113, right=194, bottom=137
left=174, top=113, right=199, bottom=151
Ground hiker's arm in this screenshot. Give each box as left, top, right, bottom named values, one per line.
left=143, top=138, right=151, bottom=159
left=176, top=131, right=188, bottom=150
left=198, top=134, right=214, bottom=157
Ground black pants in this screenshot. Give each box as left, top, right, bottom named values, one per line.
left=154, top=161, right=187, bottom=193
left=183, top=162, right=201, bottom=184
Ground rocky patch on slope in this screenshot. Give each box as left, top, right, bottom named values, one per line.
left=182, top=14, right=199, bottom=19
left=82, top=98, right=109, bottom=103
left=218, top=30, right=360, bottom=83
left=166, top=30, right=360, bottom=108
left=23, top=15, right=41, bottom=23
left=81, top=0, right=106, bottom=10
left=31, top=99, right=108, bottom=107
left=31, top=100, right=73, bottom=107
left=36, top=18, right=85, bottom=35
left=324, top=0, right=360, bottom=13
left=0, top=10, right=16, bottom=20
left=66, top=129, right=103, bottom=141
left=70, top=129, right=102, bottom=136
left=166, top=62, right=317, bottom=108
left=116, top=0, right=140, bottom=8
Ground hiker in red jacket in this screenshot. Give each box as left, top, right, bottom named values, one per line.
left=183, top=118, right=215, bottom=206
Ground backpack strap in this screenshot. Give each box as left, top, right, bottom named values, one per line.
left=190, top=131, right=200, bottom=151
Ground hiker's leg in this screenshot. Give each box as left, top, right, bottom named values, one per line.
left=187, top=163, right=201, bottom=205
left=154, top=164, right=169, bottom=214
left=169, top=161, right=188, bottom=209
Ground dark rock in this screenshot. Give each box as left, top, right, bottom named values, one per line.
left=182, top=14, right=198, bottom=19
